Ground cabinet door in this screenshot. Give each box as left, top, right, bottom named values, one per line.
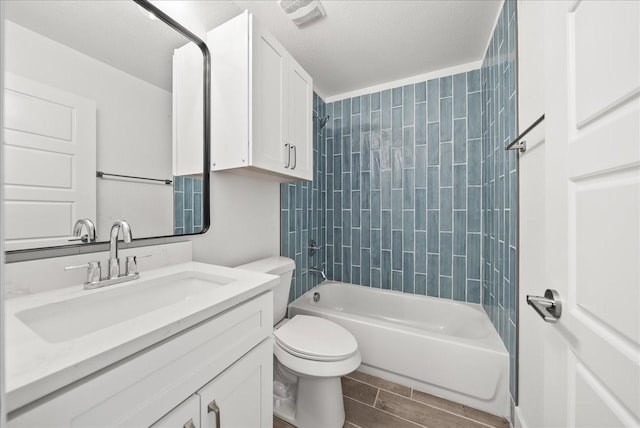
left=286, top=58, right=313, bottom=181
left=209, top=11, right=250, bottom=171
left=252, top=24, right=288, bottom=174
left=151, top=395, right=200, bottom=428
left=197, top=338, right=273, bottom=428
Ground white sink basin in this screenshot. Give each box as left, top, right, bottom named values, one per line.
left=16, top=270, right=234, bottom=343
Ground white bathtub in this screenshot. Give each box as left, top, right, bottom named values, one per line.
left=288, top=281, right=510, bottom=418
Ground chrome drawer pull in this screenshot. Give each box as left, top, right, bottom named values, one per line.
left=527, top=289, right=562, bottom=323
left=290, top=145, right=297, bottom=170
left=207, top=400, right=221, bottom=427
left=183, top=418, right=195, bottom=428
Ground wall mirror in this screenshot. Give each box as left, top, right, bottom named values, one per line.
left=2, top=0, right=210, bottom=254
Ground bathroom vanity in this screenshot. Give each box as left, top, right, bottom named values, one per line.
left=5, top=262, right=277, bottom=427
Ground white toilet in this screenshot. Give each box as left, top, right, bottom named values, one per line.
left=237, top=257, right=361, bottom=428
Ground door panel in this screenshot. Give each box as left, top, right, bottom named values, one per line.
left=197, top=339, right=272, bottom=428
left=253, top=28, right=287, bottom=173
left=572, top=1, right=639, bottom=127
left=543, top=1, right=640, bottom=427
left=4, top=144, right=72, bottom=188
left=3, top=73, right=96, bottom=250
left=4, top=89, right=73, bottom=140
left=575, top=175, right=639, bottom=343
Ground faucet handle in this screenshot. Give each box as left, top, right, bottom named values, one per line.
left=125, top=255, right=151, bottom=276
left=65, top=261, right=101, bottom=284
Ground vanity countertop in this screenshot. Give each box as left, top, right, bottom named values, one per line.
left=4, top=261, right=278, bottom=413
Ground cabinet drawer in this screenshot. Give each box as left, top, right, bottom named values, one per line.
left=8, top=292, right=273, bottom=428
left=151, top=395, right=200, bottom=428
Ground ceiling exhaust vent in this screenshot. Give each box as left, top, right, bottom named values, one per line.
left=279, top=0, right=326, bottom=27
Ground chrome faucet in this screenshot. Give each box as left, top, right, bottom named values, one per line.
left=72, top=218, right=96, bottom=243
left=65, top=219, right=146, bottom=290
left=109, top=220, right=133, bottom=279
left=309, top=267, right=327, bottom=281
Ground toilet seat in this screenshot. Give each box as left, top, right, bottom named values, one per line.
left=274, top=341, right=362, bottom=378
left=274, top=315, right=358, bottom=362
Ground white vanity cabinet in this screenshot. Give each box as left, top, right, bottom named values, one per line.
left=7, top=292, right=274, bottom=428
left=152, top=339, right=272, bottom=428
left=207, top=10, right=313, bottom=182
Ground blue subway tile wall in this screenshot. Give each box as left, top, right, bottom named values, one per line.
left=481, top=0, right=518, bottom=399
left=173, top=176, right=203, bottom=235
left=324, top=71, right=482, bottom=303
left=281, top=93, right=327, bottom=302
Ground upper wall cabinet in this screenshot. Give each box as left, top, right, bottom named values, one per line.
left=206, top=10, right=313, bottom=182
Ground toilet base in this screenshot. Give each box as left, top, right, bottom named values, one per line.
left=295, top=375, right=345, bottom=428
left=273, top=366, right=346, bottom=428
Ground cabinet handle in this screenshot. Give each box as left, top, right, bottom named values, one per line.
left=284, top=143, right=290, bottom=168
left=207, top=400, right=221, bottom=428
left=183, top=418, right=196, bottom=428
left=290, top=145, right=297, bottom=170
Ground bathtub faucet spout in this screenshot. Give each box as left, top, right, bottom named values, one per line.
left=309, top=267, right=327, bottom=281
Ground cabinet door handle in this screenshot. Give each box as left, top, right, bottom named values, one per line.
left=290, top=145, right=297, bottom=170
left=183, top=418, right=196, bottom=428
left=284, top=143, right=290, bottom=168
left=207, top=400, right=221, bottom=428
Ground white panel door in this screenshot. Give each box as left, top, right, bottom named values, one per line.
left=287, top=58, right=313, bottom=181
left=542, top=1, right=640, bottom=427
left=3, top=73, right=96, bottom=250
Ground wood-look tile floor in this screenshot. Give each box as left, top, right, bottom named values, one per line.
left=274, top=371, right=510, bottom=428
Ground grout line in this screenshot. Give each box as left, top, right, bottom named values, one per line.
left=382, top=387, right=505, bottom=428
left=344, top=395, right=427, bottom=428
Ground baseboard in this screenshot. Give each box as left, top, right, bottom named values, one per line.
left=513, top=406, right=529, bottom=428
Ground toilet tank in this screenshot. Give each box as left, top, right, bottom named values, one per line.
left=235, top=257, right=295, bottom=325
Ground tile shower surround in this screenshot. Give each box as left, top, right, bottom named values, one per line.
left=281, top=93, right=327, bottom=302
left=322, top=71, right=483, bottom=303
left=280, top=0, right=518, bottom=399
left=282, top=71, right=484, bottom=303
left=481, top=0, right=518, bottom=399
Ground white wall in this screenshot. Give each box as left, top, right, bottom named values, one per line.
left=4, top=21, right=173, bottom=242
left=514, top=1, right=545, bottom=427
left=152, top=1, right=281, bottom=267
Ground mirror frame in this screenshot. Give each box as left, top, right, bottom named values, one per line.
left=4, top=0, right=211, bottom=262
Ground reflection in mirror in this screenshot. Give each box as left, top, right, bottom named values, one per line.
left=3, top=0, right=207, bottom=252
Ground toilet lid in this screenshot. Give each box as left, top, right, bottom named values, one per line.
left=274, top=315, right=358, bottom=362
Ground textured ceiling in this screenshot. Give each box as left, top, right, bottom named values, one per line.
left=4, top=1, right=502, bottom=98
left=233, top=0, right=502, bottom=98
